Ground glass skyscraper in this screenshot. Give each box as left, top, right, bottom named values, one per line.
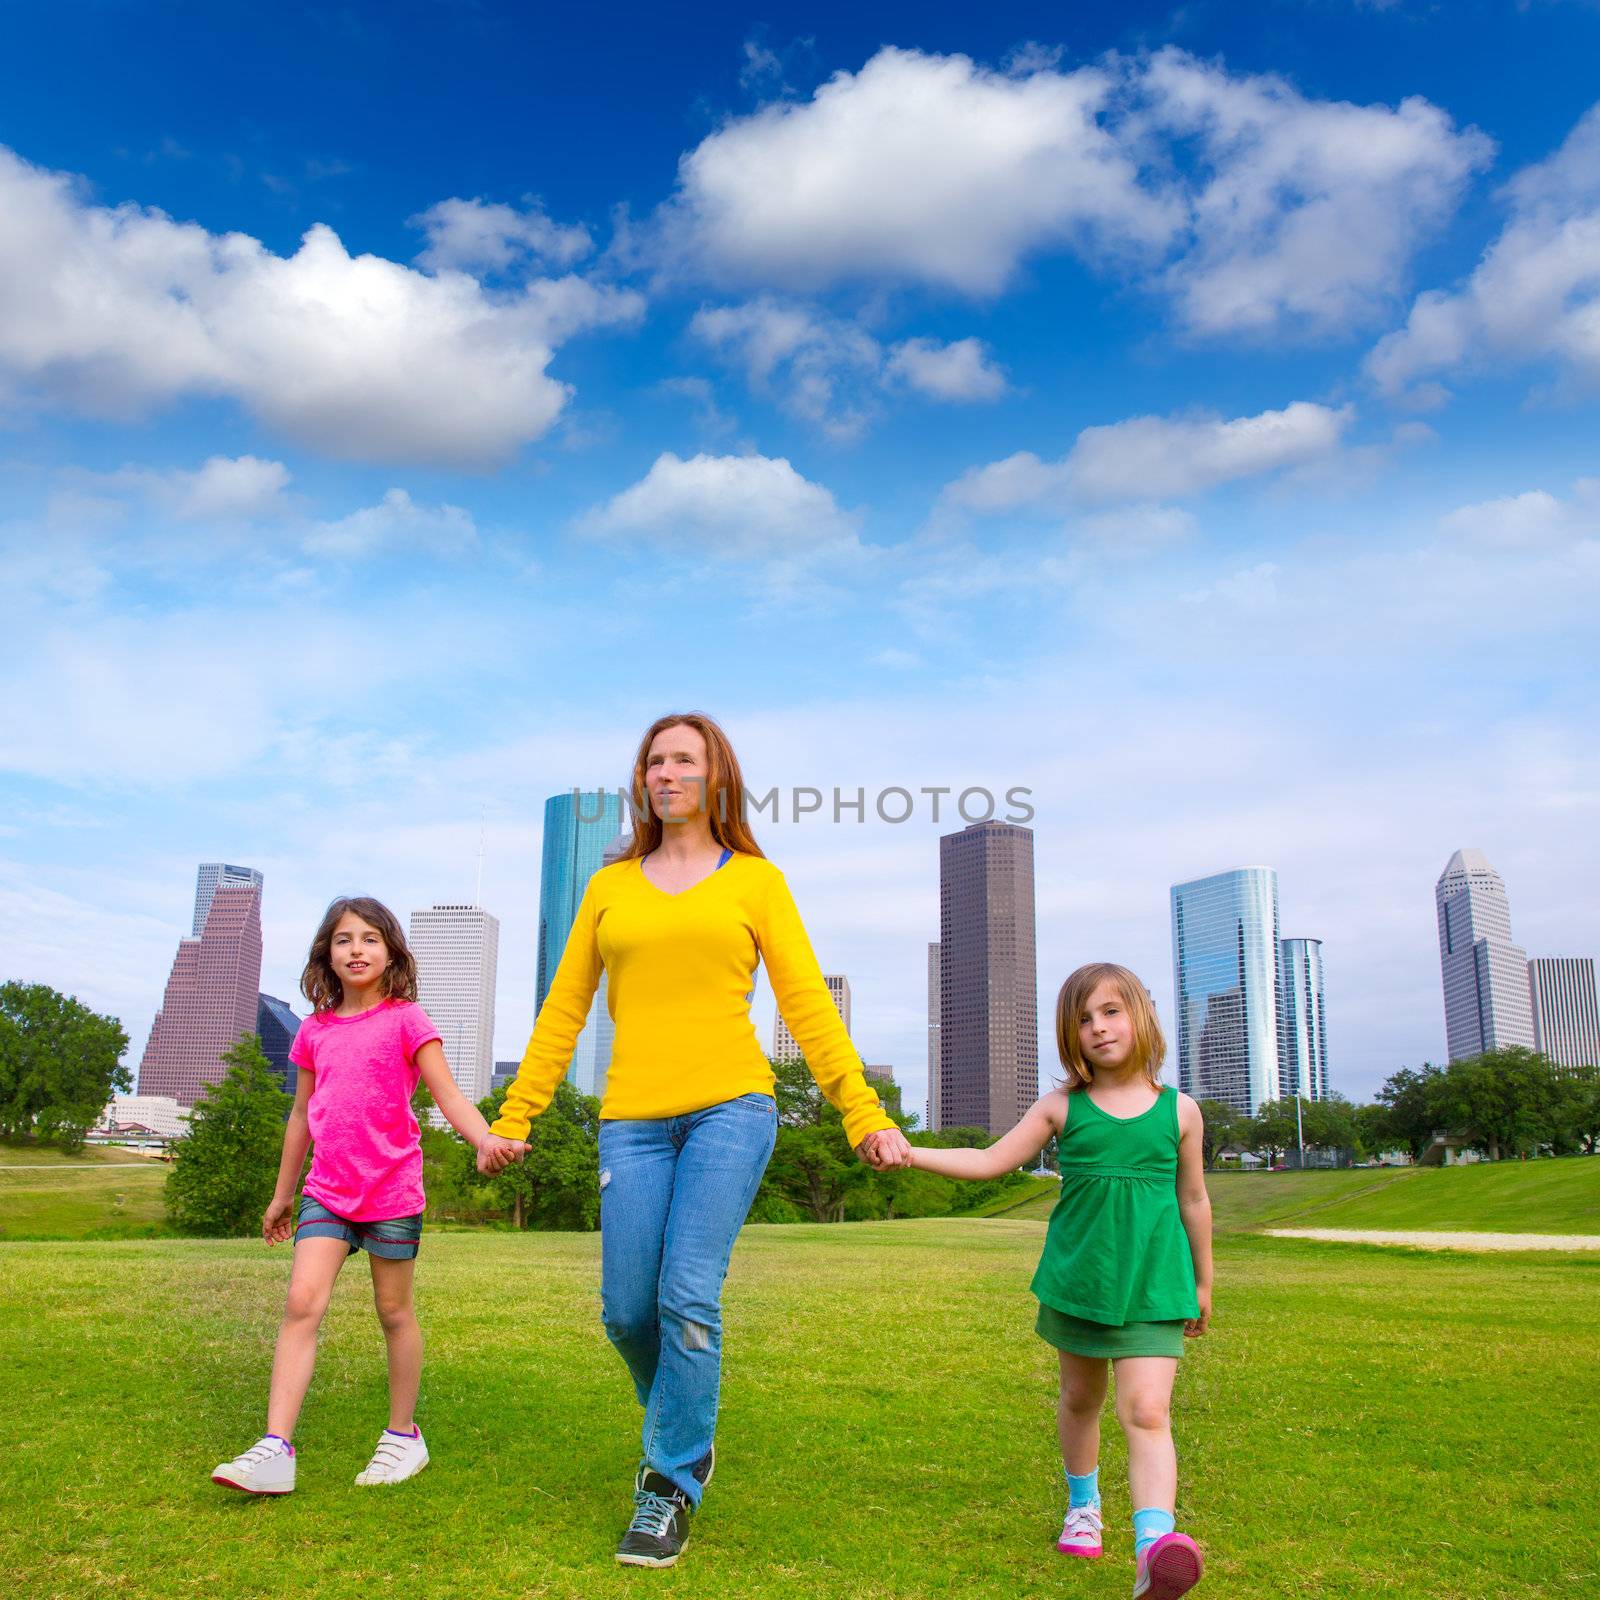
left=1278, top=937, right=1329, bottom=1102
left=1171, top=866, right=1282, bottom=1115
left=1435, top=849, right=1535, bottom=1060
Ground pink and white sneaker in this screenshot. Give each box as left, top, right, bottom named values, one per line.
left=1056, top=1504, right=1107, bottom=1555
left=1057, top=1501, right=1104, bottom=1557
left=1132, top=1531, right=1203, bottom=1599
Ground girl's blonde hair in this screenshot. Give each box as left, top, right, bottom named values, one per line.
left=1055, top=962, right=1166, bottom=1090
left=620, top=711, right=766, bottom=861
left=301, top=896, right=419, bottom=1014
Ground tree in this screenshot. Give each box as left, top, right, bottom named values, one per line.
left=1244, top=1100, right=1300, bottom=1166
left=0, top=981, right=130, bottom=1151
left=451, top=1082, right=601, bottom=1230
left=1353, top=1102, right=1395, bottom=1161
left=1376, top=1065, right=1443, bottom=1160
left=1196, top=1099, right=1241, bottom=1169
left=1426, top=1047, right=1562, bottom=1160
left=1556, top=1067, right=1600, bottom=1155
left=166, top=1035, right=290, bottom=1235
left=1300, top=1094, right=1357, bottom=1154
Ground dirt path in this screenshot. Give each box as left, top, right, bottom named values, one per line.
left=1265, top=1227, right=1600, bottom=1251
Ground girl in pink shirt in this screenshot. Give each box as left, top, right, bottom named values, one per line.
left=211, top=896, right=507, bottom=1496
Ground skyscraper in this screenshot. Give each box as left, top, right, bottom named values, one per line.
left=773, top=974, right=851, bottom=1060
left=572, top=828, right=632, bottom=1098
left=1171, top=866, right=1281, bottom=1115
left=256, top=993, right=303, bottom=1096
left=938, top=821, right=1038, bottom=1135
left=192, top=863, right=264, bottom=937
left=409, top=904, right=500, bottom=1104
left=140, top=874, right=264, bottom=1106
left=1435, top=849, right=1535, bottom=1060
left=1528, top=957, right=1600, bottom=1072
left=926, top=941, right=941, bottom=1133
left=1278, top=937, right=1329, bottom=1102
left=537, top=790, right=626, bottom=1013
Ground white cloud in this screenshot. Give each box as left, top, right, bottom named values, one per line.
left=653, top=46, right=1485, bottom=340
left=1074, top=503, right=1197, bottom=550
left=883, top=336, right=1007, bottom=402
left=1367, top=103, right=1600, bottom=401
left=943, top=400, right=1352, bottom=511
left=1140, top=48, right=1492, bottom=337
left=0, top=145, right=642, bottom=467
left=1437, top=479, right=1600, bottom=548
left=660, top=47, right=1176, bottom=295
left=303, top=487, right=478, bottom=558
left=103, top=454, right=291, bottom=521
left=579, top=451, right=859, bottom=559
left=409, top=196, right=593, bottom=274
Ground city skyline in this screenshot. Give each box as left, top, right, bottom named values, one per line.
left=1435, top=848, right=1536, bottom=1061
left=409, top=903, right=501, bottom=1105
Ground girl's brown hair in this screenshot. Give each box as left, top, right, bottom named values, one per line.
left=301, top=896, right=419, bottom=1014
left=1055, top=962, right=1166, bottom=1090
left=620, top=711, right=767, bottom=861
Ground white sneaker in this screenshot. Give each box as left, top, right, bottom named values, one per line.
left=355, top=1428, right=429, bottom=1486
left=212, top=1436, right=295, bottom=1495
left=1057, top=1501, right=1104, bottom=1557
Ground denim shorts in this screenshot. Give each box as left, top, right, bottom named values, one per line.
left=296, top=1194, right=423, bottom=1260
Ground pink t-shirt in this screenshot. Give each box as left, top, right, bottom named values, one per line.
left=289, top=999, right=440, bottom=1221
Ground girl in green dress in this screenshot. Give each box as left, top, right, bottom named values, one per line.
left=908, top=962, right=1212, bottom=1600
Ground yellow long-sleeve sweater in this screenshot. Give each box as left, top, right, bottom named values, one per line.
left=490, top=852, right=896, bottom=1149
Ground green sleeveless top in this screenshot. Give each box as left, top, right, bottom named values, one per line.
left=1030, top=1085, right=1199, bottom=1326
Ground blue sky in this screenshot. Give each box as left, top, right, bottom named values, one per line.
left=4, top=0, right=1598, bottom=1114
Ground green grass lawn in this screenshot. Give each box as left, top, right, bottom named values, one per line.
left=2, top=1222, right=1595, bottom=1599
left=0, top=1142, right=170, bottom=1240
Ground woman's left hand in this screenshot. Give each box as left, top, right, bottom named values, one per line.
left=857, top=1128, right=913, bottom=1171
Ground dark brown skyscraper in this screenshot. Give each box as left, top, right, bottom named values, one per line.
left=139, top=877, right=264, bottom=1106
left=937, top=821, right=1038, bottom=1134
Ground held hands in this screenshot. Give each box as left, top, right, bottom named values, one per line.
left=477, top=1132, right=530, bottom=1175
left=1185, top=1287, right=1212, bottom=1338
left=856, top=1127, right=913, bottom=1171
left=262, top=1196, right=295, bottom=1246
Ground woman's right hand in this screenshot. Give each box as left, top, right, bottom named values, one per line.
left=262, top=1196, right=295, bottom=1245
left=477, top=1133, right=530, bottom=1175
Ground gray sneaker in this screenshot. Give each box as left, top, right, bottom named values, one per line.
left=615, top=1471, right=692, bottom=1568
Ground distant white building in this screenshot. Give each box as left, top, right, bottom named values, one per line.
left=409, top=904, right=500, bottom=1105
left=100, top=1095, right=189, bottom=1139
left=773, top=974, right=851, bottom=1061
left=1528, top=957, right=1600, bottom=1071
left=1435, top=850, right=1535, bottom=1060
left=191, top=862, right=263, bottom=937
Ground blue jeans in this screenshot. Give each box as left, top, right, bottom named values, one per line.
left=598, top=1092, right=778, bottom=1506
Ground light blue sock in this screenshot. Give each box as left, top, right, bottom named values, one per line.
left=1066, top=1467, right=1100, bottom=1508
left=1133, top=1507, right=1175, bottom=1557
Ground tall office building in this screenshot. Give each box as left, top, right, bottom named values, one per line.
left=140, top=875, right=264, bottom=1106
left=192, top=863, right=264, bottom=937
left=1278, top=938, right=1329, bottom=1102
left=256, top=993, right=303, bottom=1096
left=926, top=942, right=941, bottom=1133
left=410, top=904, right=500, bottom=1104
left=1436, top=849, right=1535, bottom=1060
left=1171, top=866, right=1281, bottom=1115
left=773, top=974, right=852, bottom=1060
left=1528, top=957, right=1600, bottom=1071
left=537, top=789, right=626, bottom=1013
left=572, top=828, right=633, bottom=1097
left=938, top=821, right=1038, bottom=1135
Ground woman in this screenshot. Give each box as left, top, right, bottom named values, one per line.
left=479, top=712, right=910, bottom=1568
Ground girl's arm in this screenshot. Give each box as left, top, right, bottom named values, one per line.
left=263, top=1069, right=314, bottom=1244
left=415, top=1041, right=497, bottom=1152
left=909, top=1092, right=1065, bottom=1182
left=1175, top=1093, right=1213, bottom=1336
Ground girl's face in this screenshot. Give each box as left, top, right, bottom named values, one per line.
left=1079, top=980, right=1136, bottom=1074
left=645, top=722, right=710, bottom=824
left=330, top=911, right=390, bottom=995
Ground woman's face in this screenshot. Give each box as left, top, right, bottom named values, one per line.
left=645, top=722, right=710, bottom=824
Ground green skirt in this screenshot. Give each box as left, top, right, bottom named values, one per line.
left=1036, top=1302, right=1187, bottom=1359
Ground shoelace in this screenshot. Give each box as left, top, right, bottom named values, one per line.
left=628, top=1488, right=681, bottom=1540
left=1062, top=1504, right=1101, bottom=1534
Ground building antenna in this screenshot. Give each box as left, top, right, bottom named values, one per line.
left=474, top=806, right=486, bottom=907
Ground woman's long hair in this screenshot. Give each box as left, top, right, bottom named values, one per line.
left=1055, top=962, right=1166, bottom=1090
left=620, top=712, right=765, bottom=860
left=300, top=896, right=419, bottom=1013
